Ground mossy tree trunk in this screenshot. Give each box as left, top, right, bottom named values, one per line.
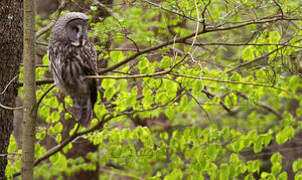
left=0, top=0, right=23, bottom=178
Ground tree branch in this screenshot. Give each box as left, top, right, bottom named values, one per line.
left=170, top=72, right=291, bottom=95
left=226, top=46, right=285, bottom=73
left=36, top=85, right=56, bottom=107
left=236, top=91, right=282, bottom=119
left=0, top=75, right=18, bottom=95
left=100, top=15, right=298, bottom=74
left=141, top=0, right=201, bottom=23
left=184, top=41, right=301, bottom=48
left=35, top=0, right=68, bottom=38
left=0, top=102, right=22, bottom=110
left=18, top=79, right=54, bottom=87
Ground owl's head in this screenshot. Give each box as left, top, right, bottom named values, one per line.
left=51, top=12, right=90, bottom=47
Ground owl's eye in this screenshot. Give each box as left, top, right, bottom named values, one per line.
left=73, top=27, right=79, bottom=33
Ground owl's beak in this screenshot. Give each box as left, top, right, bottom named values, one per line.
left=71, top=41, right=81, bottom=46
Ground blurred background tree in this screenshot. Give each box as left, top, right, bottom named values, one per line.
left=0, top=0, right=22, bottom=178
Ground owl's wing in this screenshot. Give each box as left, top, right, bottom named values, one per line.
left=80, top=42, right=98, bottom=107
left=86, top=41, right=98, bottom=74
left=48, top=43, right=63, bottom=85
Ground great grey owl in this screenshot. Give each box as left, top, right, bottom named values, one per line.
left=48, top=12, right=97, bottom=127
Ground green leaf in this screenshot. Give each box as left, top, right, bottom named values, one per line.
left=164, top=169, right=183, bottom=180
left=220, top=163, right=230, bottom=180
left=104, top=86, right=116, bottom=100
left=278, top=172, right=288, bottom=180
left=224, top=93, right=237, bottom=108
left=221, top=127, right=230, bottom=140
left=49, top=97, right=58, bottom=108
left=42, top=54, right=49, bottom=65
left=229, top=153, right=240, bottom=164
left=271, top=163, right=282, bottom=175
left=160, top=56, right=172, bottom=68
left=110, top=51, right=124, bottom=62
left=295, top=171, right=302, bottom=180
left=8, top=135, right=17, bottom=153
left=289, top=76, right=300, bottom=93
left=271, top=153, right=282, bottom=164
left=247, top=160, right=260, bottom=173
left=230, top=72, right=242, bottom=81
left=101, top=79, right=116, bottom=89
left=244, top=174, right=256, bottom=180
left=293, top=159, right=302, bottom=172
left=276, top=126, right=295, bottom=144
left=54, top=122, right=63, bottom=133
left=138, top=58, right=151, bottom=74
left=207, top=144, right=219, bottom=161
left=253, top=139, right=263, bottom=153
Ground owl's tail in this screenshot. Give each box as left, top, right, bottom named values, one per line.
left=74, top=100, right=93, bottom=127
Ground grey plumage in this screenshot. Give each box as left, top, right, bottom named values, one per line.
left=48, top=12, right=98, bottom=127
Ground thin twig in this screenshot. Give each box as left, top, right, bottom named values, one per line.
left=0, top=75, right=18, bottom=95
left=170, top=72, right=291, bottom=95
left=226, top=46, right=285, bottom=73
left=36, top=41, right=48, bottom=46
left=142, top=0, right=201, bottom=23
left=36, top=85, right=56, bottom=107
left=35, top=0, right=68, bottom=38
left=0, top=102, right=22, bottom=110
left=201, top=88, right=232, bottom=113
left=92, top=0, right=113, bottom=15
left=273, top=0, right=284, bottom=17
left=201, top=0, right=211, bottom=31
left=236, top=91, right=282, bottom=119
left=18, top=79, right=54, bottom=87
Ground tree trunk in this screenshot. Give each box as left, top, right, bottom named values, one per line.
left=0, top=0, right=23, bottom=178
left=21, top=0, right=36, bottom=179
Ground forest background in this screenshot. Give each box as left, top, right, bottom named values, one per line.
left=1, top=0, right=302, bottom=179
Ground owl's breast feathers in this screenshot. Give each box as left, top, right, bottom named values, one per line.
left=48, top=41, right=98, bottom=105
left=49, top=41, right=97, bottom=85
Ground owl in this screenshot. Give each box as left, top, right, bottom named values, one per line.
left=48, top=12, right=98, bottom=127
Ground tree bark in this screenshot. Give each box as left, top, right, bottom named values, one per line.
left=0, top=0, right=23, bottom=178
left=21, top=0, right=36, bottom=179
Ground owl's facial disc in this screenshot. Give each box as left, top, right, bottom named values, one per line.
left=66, top=19, right=88, bottom=47
left=71, top=25, right=82, bottom=46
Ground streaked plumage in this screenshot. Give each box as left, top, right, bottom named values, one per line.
left=48, top=12, right=97, bottom=127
